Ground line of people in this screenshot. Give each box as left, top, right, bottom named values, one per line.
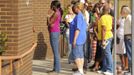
left=47, top=0, right=132, bottom=75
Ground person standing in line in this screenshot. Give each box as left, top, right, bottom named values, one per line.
left=87, top=1, right=95, bottom=62
left=82, top=2, right=90, bottom=73
left=97, top=5, right=113, bottom=75
left=98, top=0, right=106, bottom=14
left=90, top=3, right=101, bottom=72
left=47, top=1, right=62, bottom=74
left=116, top=5, right=128, bottom=71
left=70, top=2, right=87, bottom=75
left=122, top=6, right=132, bottom=72
left=64, top=4, right=75, bottom=63
left=99, top=0, right=114, bottom=17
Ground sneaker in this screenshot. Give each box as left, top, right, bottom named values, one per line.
left=73, top=71, right=84, bottom=75
left=97, top=70, right=103, bottom=74
left=47, top=70, right=55, bottom=73
left=83, top=68, right=87, bottom=74
left=124, top=71, right=131, bottom=75
left=103, top=71, right=113, bottom=75
left=91, top=68, right=99, bottom=72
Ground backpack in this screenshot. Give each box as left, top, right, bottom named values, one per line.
left=60, top=21, right=67, bottom=34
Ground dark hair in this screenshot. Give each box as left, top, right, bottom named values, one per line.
left=92, top=3, right=100, bottom=13
left=51, top=0, right=61, bottom=10
left=50, top=0, right=63, bottom=16
left=103, top=4, right=110, bottom=14
left=71, top=0, right=79, bottom=5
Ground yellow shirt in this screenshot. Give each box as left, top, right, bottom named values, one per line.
left=98, top=14, right=113, bottom=40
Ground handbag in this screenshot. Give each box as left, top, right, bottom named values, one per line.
left=116, top=36, right=120, bottom=44
left=60, top=21, right=67, bottom=34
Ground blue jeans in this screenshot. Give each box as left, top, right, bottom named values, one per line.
left=72, top=45, right=84, bottom=60
left=66, top=33, right=72, bottom=63
left=124, top=36, right=132, bottom=68
left=83, top=31, right=91, bottom=68
left=50, top=32, right=61, bottom=72
left=101, top=38, right=113, bottom=73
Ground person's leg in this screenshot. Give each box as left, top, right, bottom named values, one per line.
left=124, top=37, right=132, bottom=70
left=75, top=58, right=84, bottom=74
left=66, top=33, right=72, bottom=63
left=124, top=54, right=129, bottom=70
left=92, top=42, right=102, bottom=71
left=50, top=34, right=55, bottom=71
left=92, top=61, right=99, bottom=71
left=119, top=54, right=125, bottom=69
left=91, top=41, right=101, bottom=70
left=66, top=33, right=71, bottom=56
left=95, top=41, right=105, bottom=70
left=50, top=32, right=61, bottom=73
left=102, top=38, right=113, bottom=73
left=73, top=45, right=84, bottom=74
left=91, top=40, right=97, bottom=61
left=83, top=42, right=88, bottom=69
left=81, top=58, right=84, bottom=73
left=83, top=31, right=89, bottom=70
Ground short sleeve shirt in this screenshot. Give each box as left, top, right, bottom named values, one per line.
left=97, top=14, right=113, bottom=40
left=70, top=12, right=87, bottom=45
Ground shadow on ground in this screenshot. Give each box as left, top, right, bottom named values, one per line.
left=33, top=32, right=47, bottom=60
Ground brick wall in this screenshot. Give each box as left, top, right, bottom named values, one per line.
left=32, top=0, right=52, bottom=59
left=0, top=0, right=33, bottom=75
left=17, top=0, right=33, bottom=75
left=33, top=0, right=71, bottom=59
left=0, top=0, right=18, bottom=55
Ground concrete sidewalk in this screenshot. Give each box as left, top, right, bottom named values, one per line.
left=32, top=59, right=103, bottom=75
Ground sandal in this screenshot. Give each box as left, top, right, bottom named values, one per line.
left=91, top=68, right=98, bottom=72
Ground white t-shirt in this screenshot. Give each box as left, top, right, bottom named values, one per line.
left=65, top=14, right=75, bottom=23
left=116, top=17, right=126, bottom=54
left=124, top=14, right=131, bottom=35
left=84, top=10, right=89, bottom=26
left=117, top=17, right=125, bottom=39
left=65, top=14, right=75, bottom=35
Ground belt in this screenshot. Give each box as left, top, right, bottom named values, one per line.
left=124, top=34, right=132, bottom=40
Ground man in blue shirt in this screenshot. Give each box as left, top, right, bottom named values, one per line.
left=70, top=2, right=87, bottom=75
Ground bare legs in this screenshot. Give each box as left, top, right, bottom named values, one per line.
left=120, top=54, right=128, bottom=70
left=75, top=58, right=84, bottom=74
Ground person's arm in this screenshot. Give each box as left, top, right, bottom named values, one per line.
left=47, top=12, right=58, bottom=27
left=100, top=16, right=106, bottom=44
left=73, top=30, right=80, bottom=48
left=101, top=25, right=106, bottom=44
left=94, top=27, right=98, bottom=40
left=72, top=13, right=82, bottom=48
left=116, top=17, right=121, bottom=29
left=85, top=10, right=89, bottom=25
left=93, top=13, right=99, bottom=27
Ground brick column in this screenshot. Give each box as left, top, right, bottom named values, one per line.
left=0, top=0, right=33, bottom=75
left=32, top=0, right=52, bottom=59
left=17, top=0, right=33, bottom=75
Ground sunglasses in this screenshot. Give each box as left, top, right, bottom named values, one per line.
left=88, top=6, right=92, bottom=7
left=101, top=3, right=105, bottom=4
